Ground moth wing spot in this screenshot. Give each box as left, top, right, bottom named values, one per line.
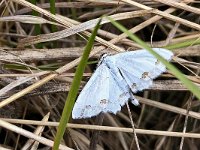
left=80, top=105, right=91, bottom=117
left=132, top=83, right=137, bottom=89
left=100, top=99, right=108, bottom=105
left=141, top=72, right=149, bottom=79
left=155, top=59, right=160, bottom=65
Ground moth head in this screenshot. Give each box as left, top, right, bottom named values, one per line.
left=98, top=53, right=111, bottom=66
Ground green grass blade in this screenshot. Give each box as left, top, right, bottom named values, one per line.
left=30, top=0, right=42, bottom=48
left=164, top=38, right=200, bottom=50
left=49, top=0, right=57, bottom=33
left=53, top=18, right=102, bottom=150
left=107, top=16, right=200, bottom=100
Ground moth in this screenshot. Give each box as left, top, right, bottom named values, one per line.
left=72, top=48, right=173, bottom=119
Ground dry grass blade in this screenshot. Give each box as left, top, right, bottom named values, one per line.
left=0, top=71, right=48, bottom=97
left=2, top=94, right=200, bottom=125
left=0, top=76, right=34, bottom=96
left=1, top=0, right=200, bottom=149
left=122, top=0, right=200, bottom=30
left=21, top=112, right=50, bottom=150
left=12, top=0, right=124, bottom=53
left=0, top=146, right=12, bottom=150
left=0, top=15, right=61, bottom=25
left=153, top=0, right=200, bottom=15
left=136, top=96, right=200, bottom=120
left=0, top=79, right=199, bottom=100
left=19, top=10, right=151, bottom=46
left=0, top=45, right=200, bottom=63
left=0, top=119, right=73, bottom=150
left=2, top=118, right=200, bottom=138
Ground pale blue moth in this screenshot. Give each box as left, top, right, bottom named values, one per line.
left=72, top=48, right=173, bottom=119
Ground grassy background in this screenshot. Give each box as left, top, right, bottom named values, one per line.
left=0, top=0, right=200, bottom=150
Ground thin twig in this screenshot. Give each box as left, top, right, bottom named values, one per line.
left=126, top=102, right=140, bottom=150
left=179, top=95, right=193, bottom=150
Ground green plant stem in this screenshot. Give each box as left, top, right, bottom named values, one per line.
left=53, top=19, right=102, bottom=150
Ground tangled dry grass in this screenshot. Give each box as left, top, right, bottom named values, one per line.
left=0, top=0, right=200, bottom=149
